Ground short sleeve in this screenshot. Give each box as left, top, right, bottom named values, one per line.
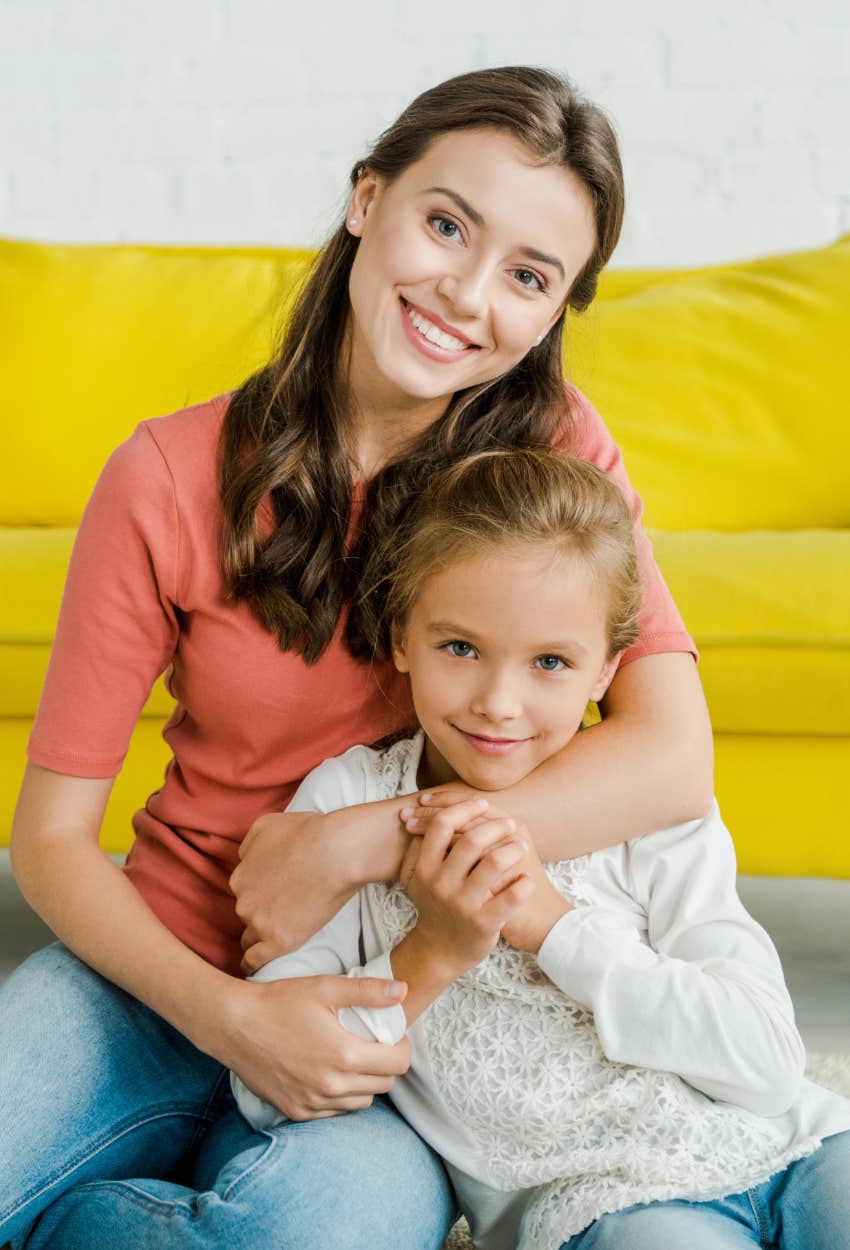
left=27, top=424, right=181, bottom=778
left=567, top=387, right=698, bottom=667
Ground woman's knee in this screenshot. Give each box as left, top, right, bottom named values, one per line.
left=195, top=1099, right=455, bottom=1250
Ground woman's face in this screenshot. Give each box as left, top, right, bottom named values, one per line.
left=345, top=128, right=597, bottom=417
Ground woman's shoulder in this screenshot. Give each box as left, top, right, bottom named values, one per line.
left=138, top=391, right=231, bottom=476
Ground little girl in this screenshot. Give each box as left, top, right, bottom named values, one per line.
left=231, top=450, right=850, bottom=1250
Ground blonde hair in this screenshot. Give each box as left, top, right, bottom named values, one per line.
left=355, top=449, right=642, bottom=662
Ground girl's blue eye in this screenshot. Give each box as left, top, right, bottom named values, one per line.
left=445, top=640, right=476, bottom=658
left=513, top=268, right=545, bottom=291
left=535, top=654, right=567, bottom=672
left=429, top=214, right=461, bottom=241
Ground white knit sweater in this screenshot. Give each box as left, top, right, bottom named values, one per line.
left=232, top=733, right=850, bottom=1250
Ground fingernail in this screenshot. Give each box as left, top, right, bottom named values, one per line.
left=386, top=980, right=405, bottom=997
left=506, top=818, right=516, bottom=831
left=406, top=817, right=419, bottom=829
left=475, top=797, right=488, bottom=808
left=420, top=793, right=433, bottom=803
left=400, top=806, right=414, bottom=819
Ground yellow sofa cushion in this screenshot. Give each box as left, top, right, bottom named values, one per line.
left=1, top=238, right=312, bottom=525
left=3, top=233, right=850, bottom=531
left=5, top=525, right=848, bottom=737
left=567, top=234, right=850, bottom=531
left=652, top=529, right=850, bottom=735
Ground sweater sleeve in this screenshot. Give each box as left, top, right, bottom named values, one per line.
left=27, top=424, right=181, bottom=778
left=536, top=804, right=806, bottom=1117
left=567, top=386, right=697, bottom=667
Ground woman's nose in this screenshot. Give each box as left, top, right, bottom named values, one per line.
left=436, top=263, right=489, bottom=320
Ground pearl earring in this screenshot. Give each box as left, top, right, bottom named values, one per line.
left=348, top=217, right=360, bottom=227
left=534, top=333, right=543, bottom=345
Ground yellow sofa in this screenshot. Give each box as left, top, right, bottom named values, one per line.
left=2, top=234, right=849, bottom=876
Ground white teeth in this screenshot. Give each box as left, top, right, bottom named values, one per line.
left=405, top=303, right=470, bottom=352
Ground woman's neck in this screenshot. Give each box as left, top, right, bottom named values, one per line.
left=343, top=326, right=450, bottom=480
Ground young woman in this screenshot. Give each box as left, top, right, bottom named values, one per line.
left=2, top=67, right=711, bottom=1248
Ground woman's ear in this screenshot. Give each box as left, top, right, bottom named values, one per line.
left=347, top=170, right=381, bottom=236
left=390, top=621, right=410, bottom=673
left=589, top=655, right=620, bottom=704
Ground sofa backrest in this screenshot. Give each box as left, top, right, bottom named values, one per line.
left=3, top=233, right=849, bottom=531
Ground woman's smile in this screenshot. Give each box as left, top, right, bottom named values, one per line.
left=399, top=296, right=481, bottom=362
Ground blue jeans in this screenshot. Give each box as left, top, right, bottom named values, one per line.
left=0, top=942, right=455, bottom=1249
left=560, top=1128, right=850, bottom=1248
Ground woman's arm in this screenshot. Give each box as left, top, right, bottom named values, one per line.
left=234, top=651, right=713, bottom=966
left=11, top=763, right=411, bottom=1121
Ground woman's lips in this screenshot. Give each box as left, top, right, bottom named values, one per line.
left=456, top=728, right=531, bottom=756
left=399, top=297, right=478, bottom=363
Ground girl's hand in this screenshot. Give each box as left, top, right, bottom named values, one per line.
left=223, top=974, right=412, bottom=1121
left=498, top=836, right=573, bottom=955
left=231, top=810, right=358, bottom=974
left=401, top=797, right=534, bottom=976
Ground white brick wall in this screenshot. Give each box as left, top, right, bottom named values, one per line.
left=1, top=0, right=848, bottom=266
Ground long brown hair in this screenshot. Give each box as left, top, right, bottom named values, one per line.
left=219, top=66, right=625, bottom=664
left=355, top=450, right=641, bottom=665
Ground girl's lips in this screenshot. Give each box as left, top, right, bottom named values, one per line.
left=399, top=297, right=478, bottom=363
left=456, top=728, right=530, bottom=756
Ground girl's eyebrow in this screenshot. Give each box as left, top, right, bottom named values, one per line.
left=421, top=185, right=566, bottom=281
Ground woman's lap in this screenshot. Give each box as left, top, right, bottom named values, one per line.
left=20, top=1098, right=455, bottom=1250
left=1, top=941, right=455, bottom=1250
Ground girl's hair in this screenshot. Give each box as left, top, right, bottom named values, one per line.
left=219, top=66, right=625, bottom=664
left=352, top=449, right=642, bottom=663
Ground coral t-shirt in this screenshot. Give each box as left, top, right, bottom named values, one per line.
left=28, top=391, right=696, bottom=976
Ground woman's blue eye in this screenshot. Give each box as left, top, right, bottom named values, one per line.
left=535, top=654, right=567, bottom=672
left=445, top=640, right=476, bottom=658
left=430, top=214, right=461, bottom=240
left=514, top=268, right=545, bottom=291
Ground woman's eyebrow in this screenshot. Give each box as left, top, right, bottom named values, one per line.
left=422, top=185, right=566, bottom=280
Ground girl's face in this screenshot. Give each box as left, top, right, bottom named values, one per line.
left=392, top=543, right=620, bottom=792
left=345, top=128, right=597, bottom=418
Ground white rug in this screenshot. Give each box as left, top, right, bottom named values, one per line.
left=441, top=1052, right=850, bottom=1249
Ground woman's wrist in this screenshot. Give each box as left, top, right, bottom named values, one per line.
left=333, top=797, right=411, bottom=889
left=176, top=964, right=251, bottom=1064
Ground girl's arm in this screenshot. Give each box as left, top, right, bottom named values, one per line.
left=11, top=763, right=411, bottom=1122
left=233, top=649, right=713, bottom=967
left=531, top=804, right=806, bottom=1118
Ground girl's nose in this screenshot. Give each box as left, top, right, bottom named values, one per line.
left=470, top=675, right=522, bottom=724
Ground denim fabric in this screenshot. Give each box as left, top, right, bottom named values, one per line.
left=0, top=942, right=455, bottom=1250
left=560, top=1128, right=850, bottom=1249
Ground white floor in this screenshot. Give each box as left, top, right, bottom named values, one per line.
left=1, top=851, right=849, bottom=1053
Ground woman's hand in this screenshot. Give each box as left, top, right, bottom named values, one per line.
left=400, top=797, right=534, bottom=977
left=223, top=973, right=412, bottom=1121
left=231, top=810, right=359, bottom=974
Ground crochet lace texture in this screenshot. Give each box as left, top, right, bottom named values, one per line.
left=367, top=737, right=819, bottom=1249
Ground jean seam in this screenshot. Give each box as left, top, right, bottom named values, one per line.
left=185, top=1068, right=231, bottom=1157
left=746, top=1188, right=772, bottom=1249
left=0, top=1106, right=221, bottom=1225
